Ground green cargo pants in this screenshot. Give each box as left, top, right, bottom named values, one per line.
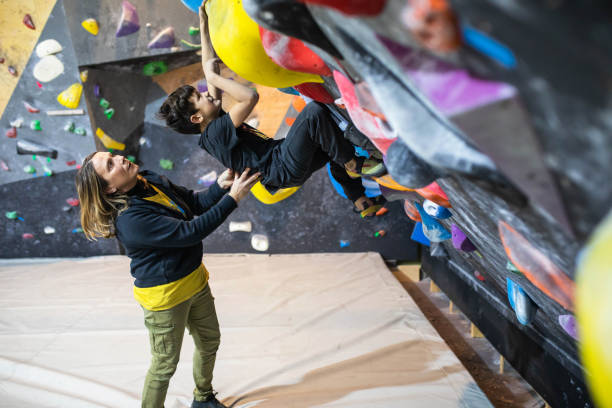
left=141, top=284, right=220, bottom=408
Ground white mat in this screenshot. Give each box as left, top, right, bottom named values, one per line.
left=0, top=253, right=492, bottom=408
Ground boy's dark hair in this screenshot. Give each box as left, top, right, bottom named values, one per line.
left=157, top=85, right=201, bottom=134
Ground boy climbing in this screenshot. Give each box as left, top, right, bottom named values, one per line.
left=157, top=3, right=386, bottom=216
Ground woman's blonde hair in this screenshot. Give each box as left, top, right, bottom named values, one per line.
left=75, top=152, right=129, bottom=240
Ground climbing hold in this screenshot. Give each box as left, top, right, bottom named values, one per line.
left=10, top=117, right=24, bottom=127
left=229, top=221, right=252, bottom=233
left=259, top=27, right=332, bottom=77
left=5, top=211, right=20, bottom=220
left=414, top=201, right=451, bottom=242
left=23, top=165, right=36, bottom=174
left=376, top=207, right=389, bottom=216
left=198, top=170, right=218, bottom=187
left=205, top=0, right=323, bottom=88
left=0, top=57, right=3, bottom=64
left=462, top=25, right=517, bottom=69
left=188, top=26, right=200, bottom=36
left=278, top=87, right=299, bottom=96
left=339, top=240, right=350, bottom=248
left=148, top=27, right=175, bottom=49
left=57, top=83, right=83, bottom=109
left=0, top=160, right=9, bottom=171
left=66, top=160, right=76, bottom=166
left=94, top=84, right=101, bottom=97
left=46, top=109, right=85, bottom=116
left=180, top=39, right=201, bottom=49
left=116, top=1, right=140, bottom=37
left=374, top=229, right=386, bottom=238
left=333, top=71, right=396, bottom=154
left=35, top=39, right=63, bottom=58
left=66, top=197, right=80, bottom=207
left=400, top=0, right=461, bottom=53
left=251, top=234, right=269, bottom=252
left=99, top=98, right=110, bottom=109
left=474, top=270, right=486, bottom=281
left=82, top=18, right=99, bottom=35
left=44, top=226, right=56, bottom=234
left=451, top=224, right=477, bottom=252
left=415, top=182, right=451, bottom=208
left=499, top=221, right=575, bottom=311
left=159, top=159, right=174, bottom=170
left=142, top=61, right=168, bottom=77
left=8, top=66, right=17, bottom=76
left=386, top=139, right=436, bottom=189
left=250, top=182, right=301, bottom=204
left=30, top=120, right=42, bottom=131
left=127, top=155, right=136, bottom=163
left=64, top=121, right=75, bottom=132
left=506, top=261, right=521, bottom=275
left=403, top=200, right=421, bottom=222
left=16, top=139, right=58, bottom=158
left=74, top=127, right=86, bottom=136
left=22, top=233, right=35, bottom=240
left=294, top=82, right=334, bottom=104
left=104, top=108, right=115, bottom=119
left=6, top=127, right=17, bottom=138
left=96, top=128, right=125, bottom=150
left=372, top=174, right=413, bottom=192
left=298, top=0, right=387, bottom=15
left=558, top=315, right=578, bottom=340
left=284, top=117, right=296, bottom=127
left=80, top=70, right=88, bottom=82
left=33, top=55, right=64, bottom=83
left=423, top=199, right=452, bottom=219
left=430, top=242, right=448, bottom=258
left=410, top=222, right=430, bottom=246
left=23, top=14, right=35, bottom=30
left=72, top=227, right=84, bottom=233
left=24, top=101, right=40, bottom=113
left=507, top=278, right=537, bottom=325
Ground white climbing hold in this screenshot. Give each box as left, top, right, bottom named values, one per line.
left=229, top=221, right=252, bottom=233
left=251, top=234, right=269, bottom=252
left=44, top=226, right=56, bottom=234
left=33, top=55, right=64, bottom=83
left=35, top=39, right=63, bottom=58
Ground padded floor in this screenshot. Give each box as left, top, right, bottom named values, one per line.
left=0, top=253, right=492, bottom=407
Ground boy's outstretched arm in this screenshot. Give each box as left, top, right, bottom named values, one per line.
left=199, top=3, right=221, bottom=101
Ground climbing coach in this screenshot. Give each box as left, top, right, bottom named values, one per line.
left=75, top=151, right=259, bottom=408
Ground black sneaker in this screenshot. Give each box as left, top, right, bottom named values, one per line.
left=192, top=393, right=227, bottom=408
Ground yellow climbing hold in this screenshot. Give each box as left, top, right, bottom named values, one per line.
left=80, top=70, right=88, bottom=83
left=82, top=18, right=99, bottom=36
left=205, top=0, right=322, bottom=88
left=372, top=174, right=415, bottom=192
left=57, top=83, right=83, bottom=109
left=577, top=210, right=612, bottom=408
left=250, top=182, right=300, bottom=204
left=96, top=128, right=125, bottom=151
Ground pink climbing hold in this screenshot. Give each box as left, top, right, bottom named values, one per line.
left=148, top=27, right=175, bottom=49
left=6, top=127, right=17, bottom=138
left=333, top=70, right=396, bottom=154
left=294, top=82, right=334, bottom=104
left=298, top=0, right=387, bottom=16
left=451, top=224, right=477, bottom=252
left=22, top=233, right=34, bottom=240
left=116, top=0, right=140, bottom=37
left=66, top=197, right=80, bottom=207
left=259, top=27, right=332, bottom=77
left=24, top=101, right=40, bottom=113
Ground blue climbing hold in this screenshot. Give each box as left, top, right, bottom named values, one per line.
left=507, top=278, right=537, bottom=325
left=414, top=201, right=451, bottom=242
left=410, top=222, right=430, bottom=247
left=278, top=87, right=300, bottom=96
left=462, top=25, right=517, bottom=69
left=423, top=199, right=452, bottom=219
left=180, top=0, right=201, bottom=13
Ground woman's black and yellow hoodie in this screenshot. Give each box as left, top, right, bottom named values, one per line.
left=115, top=170, right=237, bottom=311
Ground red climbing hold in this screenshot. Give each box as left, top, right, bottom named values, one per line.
left=299, top=0, right=387, bottom=16
left=0, top=57, right=5, bottom=64
left=415, top=182, right=451, bottom=208
left=22, top=233, right=35, bottom=239
left=259, top=27, right=332, bottom=77
left=6, top=127, right=17, bottom=138
left=66, top=160, right=77, bottom=166
left=294, top=82, right=335, bottom=104
left=23, top=14, right=35, bottom=30
left=66, top=197, right=80, bottom=207
left=24, top=101, right=40, bottom=113
left=498, top=221, right=575, bottom=311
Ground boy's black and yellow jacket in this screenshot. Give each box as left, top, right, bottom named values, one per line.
left=115, top=170, right=237, bottom=311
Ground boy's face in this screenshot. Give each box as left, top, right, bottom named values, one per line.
left=190, top=90, right=221, bottom=125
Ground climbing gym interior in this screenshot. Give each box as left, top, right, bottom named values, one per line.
left=0, top=0, right=610, bottom=407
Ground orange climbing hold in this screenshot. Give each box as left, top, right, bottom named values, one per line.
left=415, top=182, right=450, bottom=208
left=292, top=96, right=307, bottom=113
left=498, top=221, right=575, bottom=311
left=284, top=117, right=296, bottom=126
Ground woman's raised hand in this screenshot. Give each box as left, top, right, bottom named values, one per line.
left=228, top=168, right=260, bottom=203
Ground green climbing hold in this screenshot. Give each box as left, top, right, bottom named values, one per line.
left=142, top=61, right=168, bottom=76
left=104, top=107, right=115, bottom=119
left=127, top=155, right=136, bottom=162
left=159, top=158, right=174, bottom=170
left=5, top=211, right=18, bottom=220
left=64, top=121, right=75, bottom=132
left=188, top=26, right=200, bottom=36
left=31, top=155, right=37, bottom=161
left=180, top=39, right=201, bottom=49
left=74, top=127, right=86, bottom=136
left=24, top=165, right=36, bottom=174
left=30, top=120, right=41, bottom=131
left=506, top=261, right=522, bottom=275
left=100, top=98, right=110, bottom=109
left=46, top=157, right=51, bottom=163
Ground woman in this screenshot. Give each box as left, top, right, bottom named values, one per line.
left=157, top=4, right=386, bottom=217
left=76, top=150, right=259, bottom=408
